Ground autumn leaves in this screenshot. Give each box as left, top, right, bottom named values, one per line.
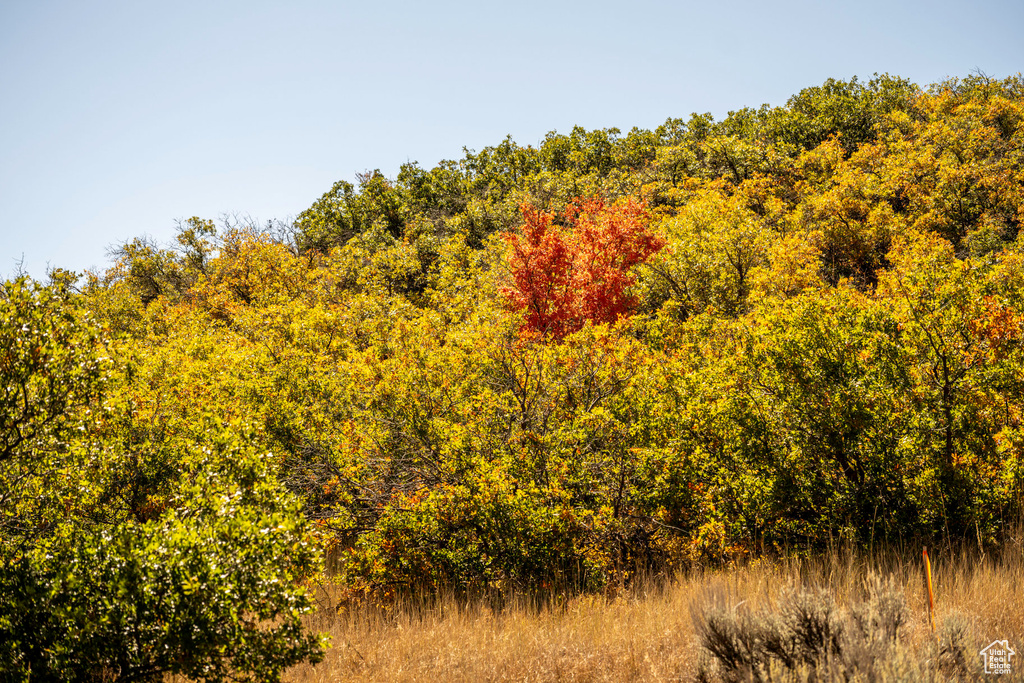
left=501, top=198, right=663, bottom=339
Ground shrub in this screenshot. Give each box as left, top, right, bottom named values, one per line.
left=694, top=574, right=978, bottom=682
left=0, top=277, right=326, bottom=681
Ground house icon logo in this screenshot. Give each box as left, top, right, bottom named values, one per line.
left=980, top=640, right=1015, bottom=675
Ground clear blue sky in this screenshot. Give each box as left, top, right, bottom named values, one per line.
left=2, top=0, right=1022, bottom=279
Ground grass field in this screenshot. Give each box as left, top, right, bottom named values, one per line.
left=285, top=535, right=1024, bottom=682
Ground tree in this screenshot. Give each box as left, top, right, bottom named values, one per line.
left=0, top=277, right=326, bottom=681
left=501, top=198, right=664, bottom=339
left=644, top=186, right=772, bottom=318
left=876, top=231, right=1022, bottom=535
left=2, top=437, right=326, bottom=682
left=760, top=74, right=919, bottom=154
left=0, top=278, right=106, bottom=468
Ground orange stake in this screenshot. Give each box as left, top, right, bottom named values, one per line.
left=923, top=546, right=936, bottom=633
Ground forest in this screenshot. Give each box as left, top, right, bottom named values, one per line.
left=2, top=72, right=1023, bottom=680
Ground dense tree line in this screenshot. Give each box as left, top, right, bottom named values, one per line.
left=2, top=72, right=1023, bottom=679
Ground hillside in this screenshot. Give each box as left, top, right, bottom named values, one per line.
left=2, top=72, right=1023, bottom=679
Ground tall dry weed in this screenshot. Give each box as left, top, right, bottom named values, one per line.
left=286, top=545, right=1024, bottom=682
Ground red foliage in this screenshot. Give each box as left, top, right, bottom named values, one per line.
left=501, top=198, right=664, bottom=339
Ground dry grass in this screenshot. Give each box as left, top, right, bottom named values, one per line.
left=286, top=542, right=1024, bottom=682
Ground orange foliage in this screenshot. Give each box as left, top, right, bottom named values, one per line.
left=501, top=198, right=664, bottom=339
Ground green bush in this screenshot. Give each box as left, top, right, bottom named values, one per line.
left=1, top=439, right=327, bottom=682
left=0, top=278, right=326, bottom=681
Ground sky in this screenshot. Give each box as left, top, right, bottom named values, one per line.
left=1, top=0, right=1022, bottom=279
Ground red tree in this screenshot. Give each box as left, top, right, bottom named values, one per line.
left=502, top=198, right=664, bottom=339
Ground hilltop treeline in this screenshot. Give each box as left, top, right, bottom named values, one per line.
left=3, top=73, right=1023, bottom=677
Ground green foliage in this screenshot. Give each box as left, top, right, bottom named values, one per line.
left=0, top=277, right=326, bottom=681
left=107, top=217, right=217, bottom=306
left=736, top=289, right=921, bottom=543
left=2, top=443, right=324, bottom=682
left=294, top=179, right=363, bottom=253
left=759, top=73, right=919, bottom=154
left=0, top=277, right=106, bottom=467
left=644, top=185, right=771, bottom=317
left=0, top=277, right=108, bottom=550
